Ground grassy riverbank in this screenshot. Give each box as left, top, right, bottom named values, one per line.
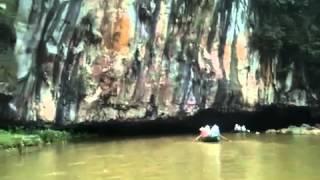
left=0, top=129, right=70, bottom=149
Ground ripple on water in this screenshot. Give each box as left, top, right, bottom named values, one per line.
left=89, top=154, right=125, bottom=159
left=90, top=169, right=110, bottom=175
left=105, top=176, right=122, bottom=179
left=1, top=176, right=12, bottom=180
left=67, top=161, right=87, bottom=166
left=44, top=171, right=67, bottom=177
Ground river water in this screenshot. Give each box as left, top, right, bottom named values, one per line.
left=0, top=134, right=319, bottom=180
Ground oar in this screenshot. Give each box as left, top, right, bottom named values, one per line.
left=220, top=135, right=232, bottom=142
left=193, top=135, right=201, bottom=142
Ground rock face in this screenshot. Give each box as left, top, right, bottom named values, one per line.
left=0, top=0, right=319, bottom=123
left=266, top=124, right=320, bottom=135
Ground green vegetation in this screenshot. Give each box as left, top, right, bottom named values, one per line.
left=248, top=0, right=320, bottom=103
left=249, top=0, right=320, bottom=59
left=0, top=129, right=71, bottom=149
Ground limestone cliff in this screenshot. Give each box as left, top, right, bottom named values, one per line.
left=0, top=0, right=319, bottom=123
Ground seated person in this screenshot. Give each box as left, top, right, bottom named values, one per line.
left=210, top=124, right=220, bottom=139
left=194, top=125, right=210, bottom=141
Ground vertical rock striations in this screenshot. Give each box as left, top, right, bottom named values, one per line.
left=0, top=0, right=319, bottom=123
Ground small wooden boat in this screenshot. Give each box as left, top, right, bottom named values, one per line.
left=199, top=136, right=220, bottom=143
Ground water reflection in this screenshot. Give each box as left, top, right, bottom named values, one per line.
left=0, top=135, right=320, bottom=180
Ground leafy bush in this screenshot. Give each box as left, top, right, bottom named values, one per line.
left=34, top=129, right=71, bottom=143
left=0, top=129, right=71, bottom=149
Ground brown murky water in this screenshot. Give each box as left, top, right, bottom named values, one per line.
left=0, top=134, right=319, bottom=180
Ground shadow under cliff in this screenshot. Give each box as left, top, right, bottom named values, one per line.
left=0, top=105, right=319, bottom=137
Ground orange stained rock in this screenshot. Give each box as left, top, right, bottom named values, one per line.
left=112, top=12, right=131, bottom=53
left=38, top=93, right=56, bottom=122
left=236, top=33, right=248, bottom=61
left=222, top=33, right=248, bottom=79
